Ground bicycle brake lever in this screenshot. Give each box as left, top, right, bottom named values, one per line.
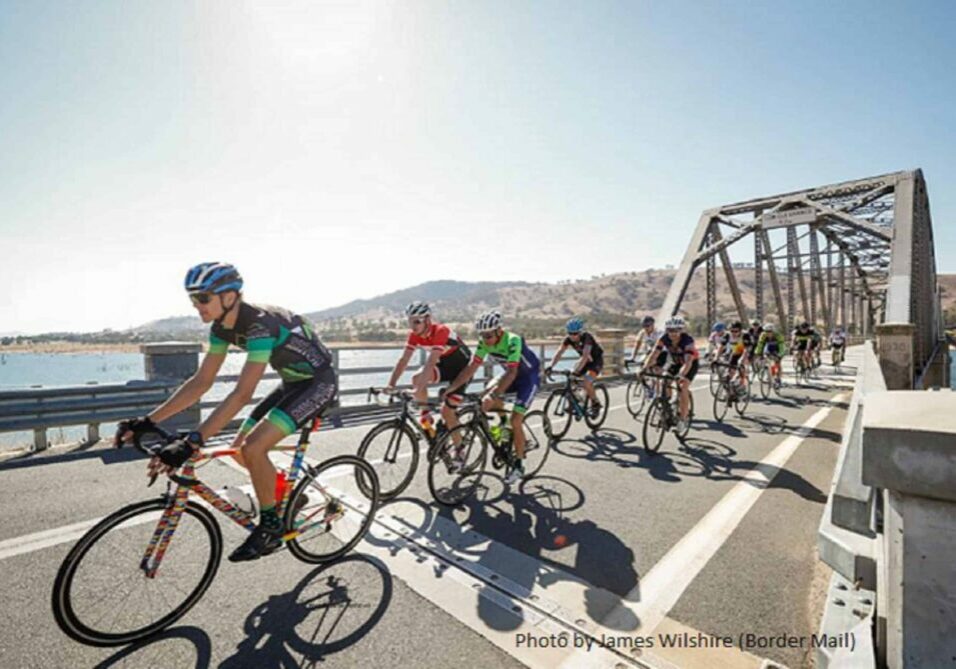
left=148, top=472, right=158, bottom=487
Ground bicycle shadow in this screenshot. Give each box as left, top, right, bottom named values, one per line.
left=94, top=626, right=213, bottom=669
left=218, top=554, right=392, bottom=668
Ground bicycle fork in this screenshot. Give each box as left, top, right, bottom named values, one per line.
left=141, top=485, right=190, bottom=579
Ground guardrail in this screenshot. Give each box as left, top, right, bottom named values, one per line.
left=1, top=334, right=632, bottom=451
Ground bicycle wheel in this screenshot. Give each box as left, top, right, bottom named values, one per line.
left=543, top=389, right=573, bottom=440
left=518, top=409, right=551, bottom=477
left=52, top=498, right=221, bottom=647
left=584, top=384, right=610, bottom=430
left=427, top=422, right=489, bottom=506
left=285, top=455, right=380, bottom=564
left=758, top=366, right=770, bottom=399
left=709, top=364, right=723, bottom=396
left=625, top=378, right=649, bottom=417
left=713, top=383, right=730, bottom=423
left=356, top=420, right=419, bottom=501
left=642, top=399, right=667, bottom=453
left=734, top=379, right=751, bottom=417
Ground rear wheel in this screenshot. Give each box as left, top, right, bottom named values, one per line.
left=285, top=455, right=380, bottom=564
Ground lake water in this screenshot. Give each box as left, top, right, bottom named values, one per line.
left=0, top=346, right=574, bottom=449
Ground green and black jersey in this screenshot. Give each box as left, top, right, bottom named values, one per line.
left=208, top=303, right=332, bottom=382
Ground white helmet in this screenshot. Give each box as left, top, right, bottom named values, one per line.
left=475, top=310, right=502, bottom=333
left=405, top=301, right=431, bottom=318
left=763, top=322, right=775, bottom=332
left=665, top=315, right=686, bottom=331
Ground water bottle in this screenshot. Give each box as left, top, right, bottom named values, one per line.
left=421, top=413, right=437, bottom=440
left=489, top=424, right=502, bottom=444
left=499, top=426, right=513, bottom=446
left=223, top=486, right=257, bottom=517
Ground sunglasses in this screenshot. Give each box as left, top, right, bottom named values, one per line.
left=409, top=318, right=425, bottom=326
left=189, top=293, right=213, bottom=305
left=480, top=331, right=498, bottom=340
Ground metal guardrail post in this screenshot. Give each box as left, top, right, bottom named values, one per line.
left=33, top=427, right=48, bottom=451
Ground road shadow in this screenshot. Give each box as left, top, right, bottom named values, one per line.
left=218, top=554, right=392, bottom=668
left=94, top=626, right=212, bottom=669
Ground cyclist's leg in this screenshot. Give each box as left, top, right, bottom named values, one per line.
left=438, top=350, right=469, bottom=432
left=510, top=372, right=539, bottom=460
left=231, top=386, right=284, bottom=469
left=411, top=365, right=439, bottom=419
left=678, top=360, right=699, bottom=419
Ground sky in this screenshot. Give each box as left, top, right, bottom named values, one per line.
left=1, top=0, right=955, bottom=334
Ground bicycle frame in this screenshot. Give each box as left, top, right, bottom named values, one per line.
left=453, top=398, right=517, bottom=468
left=551, top=373, right=591, bottom=420
left=140, top=421, right=322, bottom=578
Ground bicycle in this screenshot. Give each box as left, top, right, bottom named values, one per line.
left=831, top=345, right=845, bottom=369
left=793, top=351, right=812, bottom=386
left=358, top=387, right=475, bottom=501
left=624, top=359, right=656, bottom=417
left=640, top=371, right=695, bottom=453
left=542, top=370, right=610, bottom=439
left=711, top=361, right=751, bottom=422
left=757, top=354, right=784, bottom=399
left=709, top=355, right=731, bottom=397
left=427, top=393, right=551, bottom=506
left=52, top=420, right=380, bottom=647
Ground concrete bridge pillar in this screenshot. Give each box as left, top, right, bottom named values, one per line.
left=141, top=342, right=203, bottom=430
left=875, top=323, right=915, bottom=390
left=862, top=392, right=956, bottom=669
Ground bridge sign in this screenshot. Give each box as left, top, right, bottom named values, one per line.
left=762, top=206, right=816, bottom=228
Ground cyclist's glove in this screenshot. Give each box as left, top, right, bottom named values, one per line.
left=157, top=433, right=201, bottom=468
left=115, top=416, right=154, bottom=446
left=544, top=365, right=553, bottom=376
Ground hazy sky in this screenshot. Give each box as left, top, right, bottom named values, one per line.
left=2, top=1, right=954, bottom=334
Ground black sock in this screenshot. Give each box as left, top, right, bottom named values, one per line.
left=260, top=506, right=281, bottom=531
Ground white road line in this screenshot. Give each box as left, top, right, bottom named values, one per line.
left=601, top=393, right=846, bottom=633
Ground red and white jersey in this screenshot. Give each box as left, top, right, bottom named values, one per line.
left=405, top=322, right=466, bottom=358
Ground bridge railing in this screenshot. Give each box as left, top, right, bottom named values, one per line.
left=0, top=331, right=633, bottom=451
left=817, top=340, right=956, bottom=668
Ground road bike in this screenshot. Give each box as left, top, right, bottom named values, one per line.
left=542, top=370, right=609, bottom=438
left=640, top=372, right=695, bottom=453
left=793, top=351, right=813, bottom=386
left=358, top=387, right=475, bottom=501
left=52, top=420, right=380, bottom=647
left=757, top=354, right=784, bottom=399
left=624, top=359, right=656, bottom=417
left=711, top=361, right=751, bottom=422
left=427, top=394, right=551, bottom=505
left=831, top=345, right=845, bottom=369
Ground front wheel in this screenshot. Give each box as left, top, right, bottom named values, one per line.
left=52, top=498, right=222, bottom=647
left=713, top=383, right=730, bottom=423
left=642, top=399, right=667, bottom=453
left=356, top=420, right=419, bottom=500
left=758, top=366, right=771, bottom=399
left=285, top=454, right=380, bottom=564
left=625, top=377, right=650, bottom=417
left=428, top=423, right=489, bottom=506
left=584, top=384, right=610, bottom=430
left=543, top=390, right=573, bottom=440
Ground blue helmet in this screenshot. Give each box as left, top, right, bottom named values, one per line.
left=184, top=262, right=243, bottom=294
left=566, top=317, right=585, bottom=334
left=713, top=322, right=726, bottom=332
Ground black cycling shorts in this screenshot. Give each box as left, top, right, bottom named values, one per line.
left=249, top=365, right=338, bottom=437
left=436, top=348, right=470, bottom=396
left=581, top=360, right=603, bottom=377
left=668, top=359, right=699, bottom=382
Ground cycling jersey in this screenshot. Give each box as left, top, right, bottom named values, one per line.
left=209, top=303, right=332, bottom=382
left=719, top=331, right=753, bottom=358
left=830, top=333, right=846, bottom=347
left=562, top=331, right=604, bottom=366
left=655, top=332, right=699, bottom=362
left=473, top=331, right=540, bottom=375
left=755, top=331, right=786, bottom=356
left=405, top=322, right=468, bottom=358
left=791, top=328, right=818, bottom=351
left=637, top=328, right=664, bottom=353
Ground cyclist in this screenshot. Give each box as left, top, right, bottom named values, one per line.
left=706, top=322, right=727, bottom=362
left=444, top=311, right=541, bottom=485
left=115, top=262, right=337, bottom=562
left=643, top=315, right=698, bottom=434
left=627, top=315, right=666, bottom=399
left=810, top=326, right=824, bottom=368
left=545, top=317, right=604, bottom=418
left=386, top=301, right=471, bottom=436
left=716, top=321, right=753, bottom=388
left=829, top=326, right=847, bottom=365
left=755, top=322, right=786, bottom=388
left=790, top=321, right=816, bottom=371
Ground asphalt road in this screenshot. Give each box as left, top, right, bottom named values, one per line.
left=0, top=351, right=859, bottom=669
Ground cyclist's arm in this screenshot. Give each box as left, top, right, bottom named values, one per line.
left=148, top=349, right=226, bottom=424
left=573, top=343, right=593, bottom=374
left=446, top=357, right=482, bottom=396
left=387, top=347, right=415, bottom=388
left=679, top=350, right=695, bottom=377
left=630, top=336, right=642, bottom=360
left=199, top=358, right=268, bottom=440
left=642, top=344, right=662, bottom=372
left=548, top=343, right=568, bottom=369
